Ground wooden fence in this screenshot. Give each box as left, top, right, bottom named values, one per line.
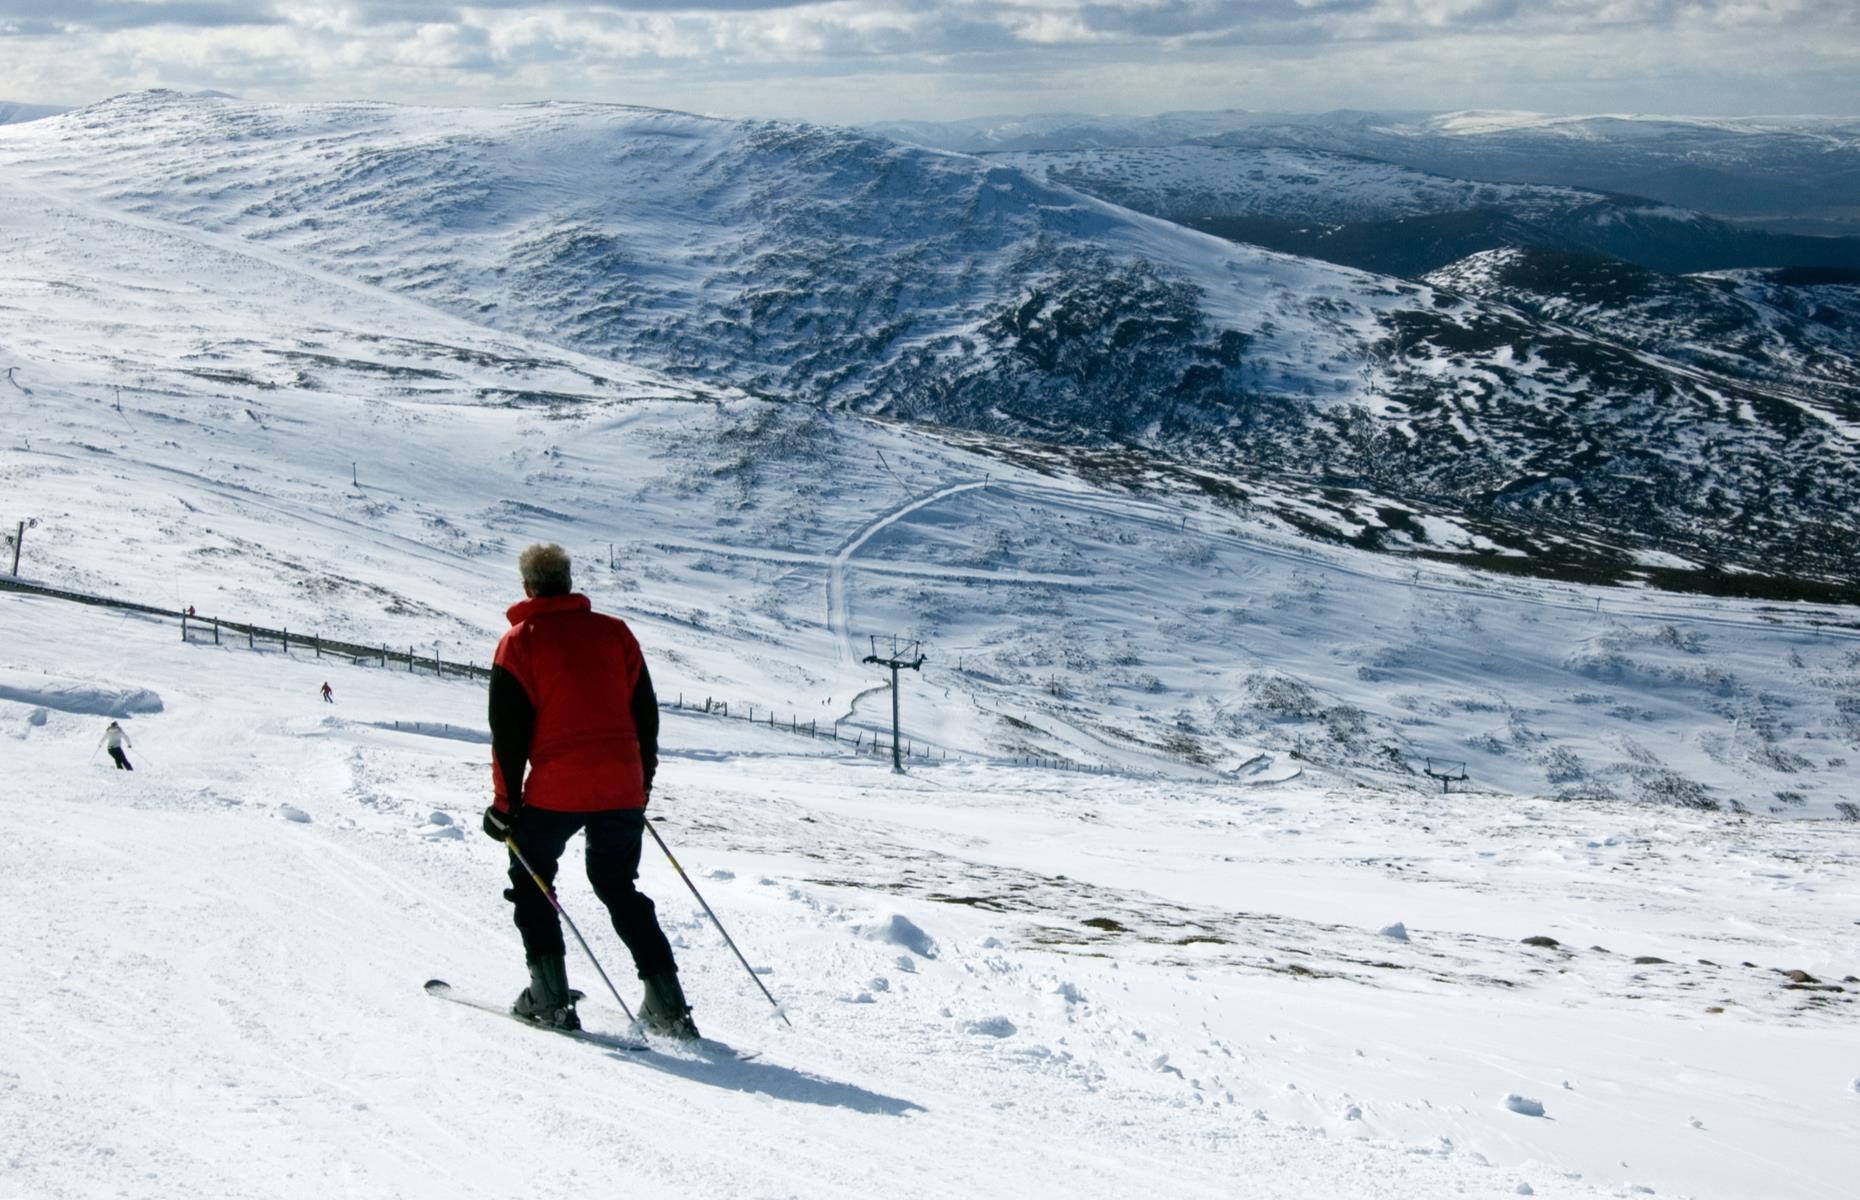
left=3, top=573, right=1111, bottom=774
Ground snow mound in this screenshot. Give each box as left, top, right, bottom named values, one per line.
left=965, top=1016, right=1017, bottom=1038
left=0, top=670, right=162, bottom=717
left=1379, top=921, right=1410, bottom=941
left=860, top=912, right=938, bottom=959
left=278, top=804, right=313, bottom=824
left=1502, top=1094, right=1546, bottom=1117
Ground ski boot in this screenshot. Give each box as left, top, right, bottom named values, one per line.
left=637, top=969, right=700, bottom=1041
left=512, top=955, right=583, bottom=1031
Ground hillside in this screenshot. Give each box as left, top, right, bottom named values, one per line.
left=3, top=91, right=1857, bottom=594
left=871, top=109, right=1860, bottom=235
left=3, top=159, right=1859, bottom=815
left=986, top=145, right=1860, bottom=276
left=1424, top=250, right=1860, bottom=412
left=3, top=90, right=1859, bottom=1200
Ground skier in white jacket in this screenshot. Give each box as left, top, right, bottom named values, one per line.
left=99, top=721, right=133, bottom=770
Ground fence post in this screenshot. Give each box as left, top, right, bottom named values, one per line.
left=248, top=627, right=254, bottom=649
left=212, top=617, right=219, bottom=645
left=282, top=627, right=288, bottom=654
left=315, top=634, right=321, bottom=658
left=747, top=705, right=754, bottom=722
left=408, top=646, right=414, bottom=673
left=180, top=610, right=188, bottom=641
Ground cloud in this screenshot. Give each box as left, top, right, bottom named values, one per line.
left=0, top=1, right=287, bottom=30
left=0, top=0, right=1852, bottom=119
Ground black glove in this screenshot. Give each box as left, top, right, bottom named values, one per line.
left=483, top=802, right=522, bottom=842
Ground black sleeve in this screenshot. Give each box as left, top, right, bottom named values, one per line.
left=489, top=663, right=535, bottom=807
left=632, top=659, right=659, bottom=796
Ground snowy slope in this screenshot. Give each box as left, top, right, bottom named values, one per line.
left=989, top=144, right=1596, bottom=225
left=1424, top=251, right=1860, bottom=415
left=3, top=545, right=1858, bottom=1200
left=985, top=145, right=1860, bottom=276
left=5, top=91, right=1858, bottom=590
left=4, top=154, right=1860, bottom=813
left=3, top=94, right=1860, bottom=1200
left=871, top=108, right=1860, bottom=233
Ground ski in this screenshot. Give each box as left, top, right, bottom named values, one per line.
left=425, top=979, right=649, bottom=1051
left=424, top=979, right=761, bottom=1062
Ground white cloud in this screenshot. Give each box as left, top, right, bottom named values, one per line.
left=0, top=0, right=1851, bottom=118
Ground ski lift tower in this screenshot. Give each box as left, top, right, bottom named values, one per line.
left=862, top=635, right=926, bottom=774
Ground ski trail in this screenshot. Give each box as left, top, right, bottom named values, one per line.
left=827, top=480, right=991, bottom=665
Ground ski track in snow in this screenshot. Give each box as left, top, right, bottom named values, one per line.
left=828, top=479, right=993, bottom=666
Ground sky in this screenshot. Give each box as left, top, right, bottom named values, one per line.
left=0, top=1, right=1855, bottom=124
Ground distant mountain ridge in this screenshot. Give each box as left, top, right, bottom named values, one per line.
left=0, top=101, right=67, bottom=125
left=2, top=91, right=1855, bottom=592
left=986, top=145, right=1860, bottom=277
left=871, top=109, right=1860, bottom=235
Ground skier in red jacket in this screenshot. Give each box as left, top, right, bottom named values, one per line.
left=481, top=543, right=696, bottom=1039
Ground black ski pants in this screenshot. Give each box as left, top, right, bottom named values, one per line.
left=107, top=748, right=132, bottom=770
left=506, top=807, right=676, bottom=979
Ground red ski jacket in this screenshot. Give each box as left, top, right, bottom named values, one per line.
left=488, top=593, right=659, bottom=813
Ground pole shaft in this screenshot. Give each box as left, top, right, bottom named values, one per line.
left=645, top=818, right=792, bottom=1026
left=11, top=520, right=21, bottom=576
left=890, top=664, right=902, bottom=772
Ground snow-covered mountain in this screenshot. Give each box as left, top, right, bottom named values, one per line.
left=3, top=141, right=1858, bottom=815
left=986, top=145, right=1860, bottom=276
left=3, top=92, right=1859, bottom=1200
left=3, top=90, right=1856, bottom=594
left=986, top=144, right=1598, bottom=226
left=871, top=108, right=1860, bottom=235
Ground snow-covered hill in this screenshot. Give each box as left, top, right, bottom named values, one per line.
left=8, top=594, right=1855, bottom=1200
left=871, top=108, right=1860, bottom=234
left=987, top=144, right=1592, bottom=224
left=3, top=151, right=1859, bottom=813
left=3, top=91, right=1856, bottom=592
left=1424, top=251, right=1860, bottom=413
left=985, top=145, right=1860, bottom=277
left=3, top=91, right=1860, bottom=1200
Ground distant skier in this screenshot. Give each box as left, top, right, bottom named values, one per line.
left=98, top=721, right=133, bottom=770
left=481, top=543, right=695, bottom=1039
left=320, top=682, right=334, bottom=703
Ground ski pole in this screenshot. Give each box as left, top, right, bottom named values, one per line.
left=505, top=836, right=638, bottom=1024
left=645, top=817, right=792, bottom=1027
